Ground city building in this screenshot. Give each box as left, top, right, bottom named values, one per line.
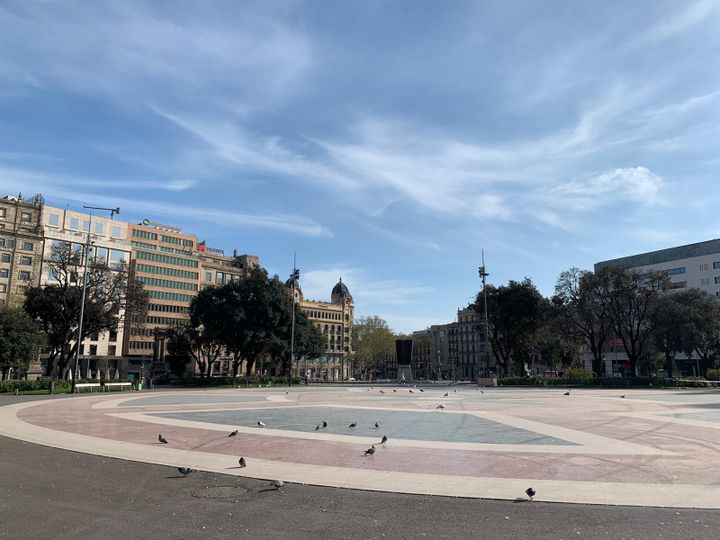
left=40, top=205, right=132, bottom=371
left=595, top=239, right=720, bottom=376
left=0, top=194, right=45, bottom=308
left=287, top=277, right=354, bottom=381
left=123, top=220, right=199, bottom=377
left=198, top=243, right=260, bottom=290
left=595, top=238, right=720, bottom=296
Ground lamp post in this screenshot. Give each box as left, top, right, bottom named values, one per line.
left=478, top=250, right=490, bottom=378
left=72, top=205, right=120, bottom=393
left=288, top=254, right=299, bottom=388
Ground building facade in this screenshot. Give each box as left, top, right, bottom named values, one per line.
left=288, top=278, right=354, bottom=381
left=0, top=195, right=44, bottom=308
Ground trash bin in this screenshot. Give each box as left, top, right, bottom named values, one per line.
left=137, top=383, right=143, bottom=391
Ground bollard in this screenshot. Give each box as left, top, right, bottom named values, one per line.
left=49, top=380, right=55, bottom=395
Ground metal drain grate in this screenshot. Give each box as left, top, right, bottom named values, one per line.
left=192, top=486, right=250, bottom=500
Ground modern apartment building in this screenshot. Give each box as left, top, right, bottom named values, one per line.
left=0, top=195, right=44, bottom=308
left=40, top=205, right=131, bottom=365
left=595, top=238, right=720, bottom=296
left=287, top=277, right=354, bottom=381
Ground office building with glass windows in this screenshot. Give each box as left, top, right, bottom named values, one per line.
left=595, top=238, right=720, bottom=296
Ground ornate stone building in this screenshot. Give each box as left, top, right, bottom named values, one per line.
left=286, top=277, right=354, bottom=381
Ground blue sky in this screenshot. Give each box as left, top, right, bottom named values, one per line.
left=1, top=0, right=719, bottom=333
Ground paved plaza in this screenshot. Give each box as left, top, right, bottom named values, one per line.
left=2, top=386, right=720, bottom=509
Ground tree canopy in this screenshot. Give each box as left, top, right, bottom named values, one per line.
left=352, top=315, right=396, bottom=379
left=0, top=307, right=43, bottom=380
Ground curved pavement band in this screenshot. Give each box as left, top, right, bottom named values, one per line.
left=1, top=387, right=720, bottom=508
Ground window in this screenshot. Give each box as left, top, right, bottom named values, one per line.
left=132, top=229, right=157, bottom=240
left=0, top=239, right=14, bottom=248
left=94, top=247, right=108, bottom=264
left=1, top=253, right=9, bottom=262
left=715, top=277, right=720, bottom=284
left=0, top=284, right=5, bottom=293
left=109, top=249, right=127, bottom=263
left=205, top=271, right=212, bottom=281
left=70, top=217, right=79, bottom=229
left=48, top=214, right=60, bottom=227
left=160, top=234, right=193, bottom=247
left=89, top=345, right=97, bottom=356
left=714, top=261, right=720, bottom=270
left=0, top=208, right=5, bottom=218
left=216, top=272, right=224, bottom=283
left=109, top=330, right=118, bottom=342
left=95, top=222, right=104, bottom=235
left=668, top=281, right=687, bottom=289
left=701, top=278, right=711, bottom=286
left=108, top=345, right=116, bottom=356
left=20, top=256, right=32, bottom=265
left=135, top=250, right=198, bottom=268
left=22, top=241, right=33, bottom=251
left=82, top=220, right=90, bottom=232
left=21, top=212, right=32, bottom=223
left=19, top=271, right=31, bottom=280
left=48, top=268, right=60, bottom=282
left=665, top=267, right=686, bottom=276
left=0, top=269, right=8, bottom=278
left=111, top=226, right=122, bottom=238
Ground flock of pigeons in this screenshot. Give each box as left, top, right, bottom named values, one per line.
left=158, top=385, right=542, bottom=501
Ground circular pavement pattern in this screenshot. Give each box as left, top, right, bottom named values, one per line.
left=2, top=385, right=720, bottom=508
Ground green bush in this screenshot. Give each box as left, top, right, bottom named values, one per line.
left=707, top=369, right=720, bottom=381
left=563, top=368, right=593, bottom=380
left=0, top=378, right=72, bottom=393
left=154, top=375, right=303, bottom=387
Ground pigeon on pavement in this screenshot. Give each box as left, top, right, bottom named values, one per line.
left=238, top=457, right=247, bottom=468
left=393, top=389, right=397, bottom=393
left=322, top=421, right=328, bottom=428
left=409, top=389, right=414, bottom=394
left=178, top=467, right=195, bottom=475
left=364, top=445, right=376, bottom=456
left=380, top=435, right=388, bottom=444
left=526, top=487, right=536, bottom=500
left=257, top=421, right=266, bottom=427
left=443, top=392, right=448, bottom=397
left=436, top=404, right=445, bottom=409
left=564, top=391, right=570, bottom=396
left=419, top=388, right=425, bottom=393
left=348, top=422, right=357, bottom=428
left=620, top=395, right=626, bottom=399
left=158, top=434, right=168, bottom=444
left=228, top=430, right=239, bottom=437
left=374, top=422, right=379, bottom=428
left=315, top=425, right=320, bottom=431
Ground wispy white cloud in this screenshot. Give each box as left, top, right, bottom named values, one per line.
left=639, top=0, right=719, bottom=44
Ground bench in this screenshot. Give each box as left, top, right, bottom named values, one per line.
left=103, top=382, right=133, bottom=392
left=75, top=383, right=102, bottom=393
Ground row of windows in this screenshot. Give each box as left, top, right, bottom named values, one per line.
left=148, top=303, right=190, bottom=314
left=48, top=215, right=123, bottom=238
left=160, top=234, right=194, bottom=248
left=138, top=276, right=199, bottom=291
left=0, top=239, right=34, bottom=250
left=307, top=309, right=344, bottom=321
left=669, top=281, right=687, bottom=289
left=129, top=341, right=154, bottom=350
left=136, top=263, right=199, bottom=280
left=146, top=316, right=188, bottom=326
left=0, top=209, right=33, bottom=222
left=135, top=250, right=198, bottom=268
left=132, top=229, right=157, bottom=240
left=665, top=267, right=686, bottom=276
left=714, top=262, right=720, bottom=270
left=131, top=241, right=156, bottom=251
left=147, top=290, right=196, bottom=303
left=0, top=269, right=32, bottom=280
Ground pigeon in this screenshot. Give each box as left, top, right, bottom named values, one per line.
left=526, top=487, right=536, bottom=500
left=364, top=445, right=376, bottom=456
left=228, top=430, right=239, bottom=437
left=238, top=457, right=247, bottom=468
left=436, top=404, right=445, bottom=410
left=564, top=391, right=570, bottom=396
left=348, top=422, right=357, bottom=428
left=380, top=435, right=388, bottom=444
left=285, top=391, right=288, bottom=395
left=158, top=434, right=168, bottom=444
left=270, top=479, right=284, bottom=490
left=480, top=390, right=484, bottom=394
left=315, top=425, right=320, bottom=431
left=453, top=389, right=457, bottom=393
left=177, top=467, right=195, bottom=476
left=393, top=389, right=397, bottom=393
left=322, top=421, right=328, bottom=428
left=443, top=392, right=449, bottom=397
left=257, top=421, right=266, bottom=427
left=409, top=389, right=414, bottom=394
left=379, top=390, right=384, bottom=394
left=419, top=388, right=425, bottom=393
left=620, top=395, right=626, bottom=399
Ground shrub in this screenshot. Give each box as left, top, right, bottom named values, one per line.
left=563, top=368, right=593, bottom=380
left=707, top=369, right=720, bottom=381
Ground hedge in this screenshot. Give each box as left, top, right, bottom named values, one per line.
left=498, top=376, right=708, bottom=388
left=0, top=378, right=135, bottom=394
left=154, top=375, right=303, bottom=387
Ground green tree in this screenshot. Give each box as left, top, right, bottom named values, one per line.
left=23, top=242, right=148, bottom=380
left=165, top=323, right=220, bottom=378
left=553, top=268, right=609, bottom=376
left=596, top=266, right=668, bottom=376
left=475, top=278, right=544, bottom=376
left=352, top=315, right=396, bottom=380
left=534, top=301, right=582, bottom=375
left=0, top=307, right=44, bottom=380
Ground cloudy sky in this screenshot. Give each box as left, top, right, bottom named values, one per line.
left=1, top=0, right=718, bottom=332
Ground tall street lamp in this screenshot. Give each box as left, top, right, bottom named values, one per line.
left=478, top=250, right=490, bottom=378
left=72, top=205, right=120, bottom=393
